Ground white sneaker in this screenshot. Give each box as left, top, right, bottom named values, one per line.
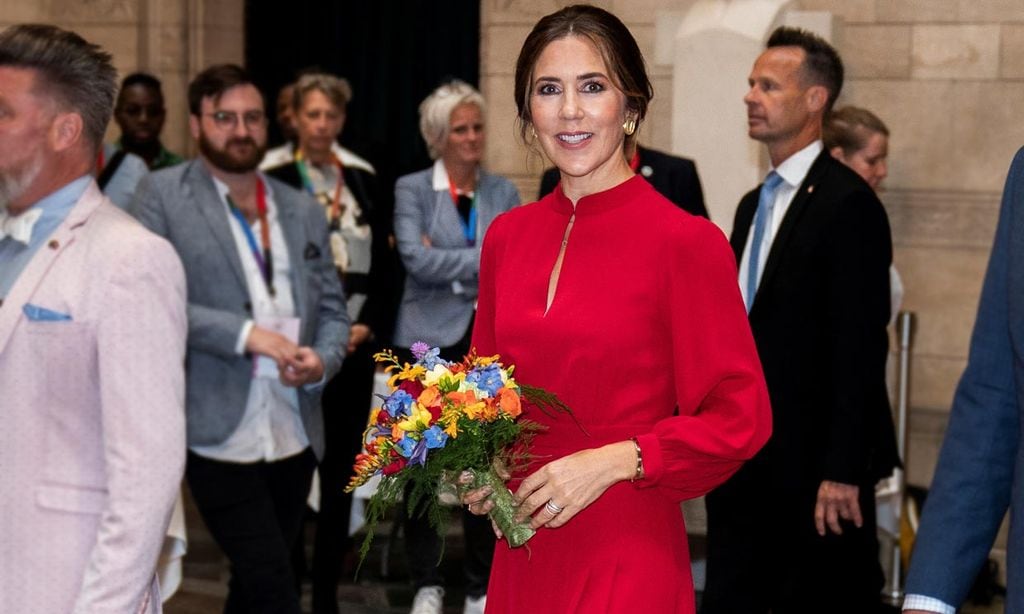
left=464, top=594, right=487, bottom=614
left=410, top=585, right=444, bottom=614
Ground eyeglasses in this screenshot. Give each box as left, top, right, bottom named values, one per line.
left=204, top=110, right=266, bottom=130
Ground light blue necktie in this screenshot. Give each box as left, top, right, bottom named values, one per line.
left=746, top=171, right=784, bottom=312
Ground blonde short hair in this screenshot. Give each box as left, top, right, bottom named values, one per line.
left=418, top=80, right=485, bottom=160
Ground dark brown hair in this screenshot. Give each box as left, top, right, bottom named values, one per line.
left=188, top=64, right=259, bottom=116
left=823, top=106, right=889, bottom=155
left=513, top=5, right=653, bottom=146
left=767, top=26, right=844, bottom=114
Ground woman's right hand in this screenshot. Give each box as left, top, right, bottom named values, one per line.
left=459, top=464, right=510, bottom=539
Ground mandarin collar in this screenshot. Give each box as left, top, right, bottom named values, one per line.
left=548, top=174, right=645, bottom=216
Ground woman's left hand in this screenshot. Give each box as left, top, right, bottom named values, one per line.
left=513, top=441, right=635, bottom=529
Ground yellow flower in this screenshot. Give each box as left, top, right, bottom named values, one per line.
left=397, top=405, right=432, bottom=432
left=443, top=418, right=460, bottom=438
left=388, top=363, right=426, bottom=388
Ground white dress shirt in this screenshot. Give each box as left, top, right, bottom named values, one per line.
left=189, top=174, right=310, bottom=463
left=901, top=594, right=954, bottom=613
left=738, top=140, right=823, bottom=308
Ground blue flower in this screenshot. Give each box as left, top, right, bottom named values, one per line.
left=465, top=364, right=504, bottom=396
left=385, top=389, right=414, bottom=417
left=422, top=425, right=449, bottom=450
left=397, top=436, right=417, bottom=458
left=419, top=347, right=443, bottom=370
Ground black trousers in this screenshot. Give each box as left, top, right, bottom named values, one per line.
left=396, top=325, right=496, bottom=598
left=702, top=476, right=885, bottom=614
left=186, top=448, right=317, bottom=614
left=309, top=342, right=377, bottom=614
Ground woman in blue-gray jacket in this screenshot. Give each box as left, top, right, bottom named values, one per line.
left=392, top=80, right=519, bottom=614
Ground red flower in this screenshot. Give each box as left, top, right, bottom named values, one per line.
left=428, top=404, right=442, bottom=422
left=381, top=457, right=408, bottom=475
left=400, top=379, right=425, bottom=398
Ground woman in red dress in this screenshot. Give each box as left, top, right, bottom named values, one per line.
left=463, top=6, right=772, bottom=612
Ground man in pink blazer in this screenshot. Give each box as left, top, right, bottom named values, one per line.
left=0, top=25, right=187, bottom=613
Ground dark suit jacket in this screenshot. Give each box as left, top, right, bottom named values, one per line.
left=538, top=145, right=708, bottom=218
left=264, top=156, right=400, bottom=345
left=725, top=150, right=899, bottom=496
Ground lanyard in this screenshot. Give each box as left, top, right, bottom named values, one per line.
left=448, top=178, right=478, bottom=246
left=226, top=179, right=275, bottom=297
left=295, top=150, right=345, bottom=227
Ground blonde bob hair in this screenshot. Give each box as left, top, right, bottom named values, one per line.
left=418, top=80, right=485, bottom=160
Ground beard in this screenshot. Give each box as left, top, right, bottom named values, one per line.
left=198, top=131, right=266, bottom=173
left=0, top=155, right=43, bottom=213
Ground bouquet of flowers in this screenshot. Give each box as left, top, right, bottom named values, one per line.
left=346, top=342, right=571, bottom=559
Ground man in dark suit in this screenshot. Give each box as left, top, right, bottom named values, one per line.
left=131, top=64, right=348, bottom=614
left=701, top=27, right=898, bottom=613
left=538, top=142, right=707, bottom=218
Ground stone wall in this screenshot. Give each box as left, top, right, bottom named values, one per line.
left=0, top=0, right=245, bottom=158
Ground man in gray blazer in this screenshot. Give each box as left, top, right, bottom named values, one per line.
left=130, top=64, right=347, bottom=614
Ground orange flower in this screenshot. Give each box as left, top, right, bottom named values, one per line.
left=496, top=387, right=522, bottom=418
left=447, top=389, right=486, bottom=420
left=418, top=386, right=443, bottom=409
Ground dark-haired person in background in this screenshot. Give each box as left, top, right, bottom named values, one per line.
left=537, top=140, right=708, bottom=218
left=112, top=72, right=184, bottom=170
left=702, top=27, right=898, bottom=614
left=130, top=64, right=347, bottom=614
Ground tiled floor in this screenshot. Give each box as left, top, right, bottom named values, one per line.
left=164, top=490, right=1007, bottom=613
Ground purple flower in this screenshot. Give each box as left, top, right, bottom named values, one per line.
left=409, top=438, right=429, bottom=466
left=410, top=341, right=431, bottom=361
left=423, top=425, right=449, bottom=450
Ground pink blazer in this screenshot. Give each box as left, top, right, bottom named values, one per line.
left=0, top=182, right=187, bottom=614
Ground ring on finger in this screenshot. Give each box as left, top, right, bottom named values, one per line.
left=545, top=500, right=564, bottom=515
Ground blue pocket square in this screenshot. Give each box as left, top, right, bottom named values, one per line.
left=23, top=303, right=72, bottom=321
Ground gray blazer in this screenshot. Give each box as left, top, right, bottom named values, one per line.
left=393, top=165, right=519, bottom=348
left=129, top=159, right=348, bottom=458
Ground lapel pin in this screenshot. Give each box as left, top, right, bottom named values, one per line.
left=807, top=185, right=815, bottom=194
left=48, top=239, right=59, bottom=249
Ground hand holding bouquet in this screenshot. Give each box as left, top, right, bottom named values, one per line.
left=346, top=342, right=572, bottom=560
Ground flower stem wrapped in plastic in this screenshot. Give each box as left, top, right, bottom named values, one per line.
left=346, top=343, right=573, bottom=561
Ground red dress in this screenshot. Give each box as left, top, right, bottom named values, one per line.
left=471, top=176, right=771, bottom=613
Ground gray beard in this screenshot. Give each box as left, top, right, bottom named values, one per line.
left=0, top=157, right=42, bottom=213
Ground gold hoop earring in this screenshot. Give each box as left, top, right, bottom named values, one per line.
left=623, top=118, right=637, bottom=136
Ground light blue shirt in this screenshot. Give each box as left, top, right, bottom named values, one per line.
left=0, top=175, right=91, bottom=298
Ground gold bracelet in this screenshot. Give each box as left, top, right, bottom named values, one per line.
left=630, top=436, right=644, bottom=482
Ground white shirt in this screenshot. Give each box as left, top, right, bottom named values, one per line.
left=901, top=594, right=954, bottom=614
left=738, top=140, right=823, bottom=308
left=189, top=174, right=310, bottom=463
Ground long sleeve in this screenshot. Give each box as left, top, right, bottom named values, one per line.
left=129, top=173, right=249, bottom=358
left=821, top=188, right=893, bottom=484
left=903, top=147, right=1024, bottom=607
left=636, top=220, right=772, bottom=501
left=394, top=176, right=480, bottom=284
left=72, top=235, right=188, bottom=613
